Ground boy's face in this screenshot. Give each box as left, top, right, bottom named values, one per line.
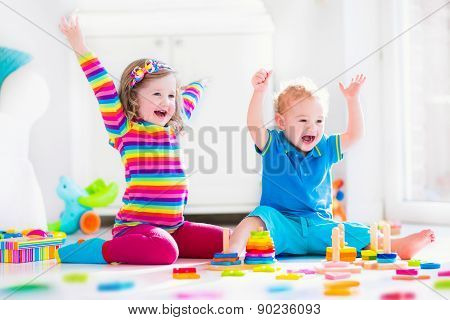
left=136, top=74, right=177, bottom=126
left=275, top=97, right=325, bottom=153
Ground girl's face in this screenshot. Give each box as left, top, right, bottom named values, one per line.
left=135, top=74, right=177, bottom=126
left=275, top=97, right=325, bottom=154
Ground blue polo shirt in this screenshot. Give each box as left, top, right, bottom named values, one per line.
left=256, top=130, right=343, bottom=218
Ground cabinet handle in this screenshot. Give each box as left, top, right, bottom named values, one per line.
left=155, top=39, right=164, bottom=47
left=174, top=39, right=183, bottom=46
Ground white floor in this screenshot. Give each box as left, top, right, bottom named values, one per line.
left=1, top=223, right=449, bottom=300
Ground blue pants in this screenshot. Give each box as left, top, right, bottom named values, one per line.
left=248, top=206, right=370, bottom=255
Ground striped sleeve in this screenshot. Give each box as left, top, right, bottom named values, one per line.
left=181, top=81, right=204, bottom=120
left=78, top=52, right=130, bottom=139
left=326, top=134, right=344, bottom=165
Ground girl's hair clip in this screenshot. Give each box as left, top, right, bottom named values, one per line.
left=130, top=59, right=174, bottom=88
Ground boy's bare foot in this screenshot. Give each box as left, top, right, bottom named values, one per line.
left=391, top=229, right=435, bottom=260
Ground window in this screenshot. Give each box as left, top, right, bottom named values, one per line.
left=384, top=0, right=450, bottom=224
left=403, top=0, right=450, bottom=203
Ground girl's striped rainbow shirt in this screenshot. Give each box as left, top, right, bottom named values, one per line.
left=78, top=52, right=203, bottom=236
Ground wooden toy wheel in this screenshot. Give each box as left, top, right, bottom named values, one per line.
left=79, top=211, right=101, bottom=234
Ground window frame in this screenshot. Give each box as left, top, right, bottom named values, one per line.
left=382, top=0, right=450, bottom=225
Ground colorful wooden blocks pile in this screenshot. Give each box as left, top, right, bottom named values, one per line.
left=326, top=246, right=357, bottom=262
left=244, top=230, right=276, bottom=265
left=172, top=267, right=200, bottom=279
left=211, top=252, right=241, bottom=266
left=0, top=235, right=65, bottom=263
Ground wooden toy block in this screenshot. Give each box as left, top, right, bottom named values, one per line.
left=276, top=273, right=302, bottom=280
left=211, top=260, right=241, bottom=266
left=331, top=227, right=340, bottom=262
left=370, top=223, right=378, bottom=252
left=251, top=230, right=270, bottom=237
left=222, top=228, right=230, bottom=253
left=253, top=265, right=276, bottom=273
left=324, top=280, right=360, bottom=289
left=361, top=250, right=377, bottom=257
left=214, top=252, right=238, bottom=259
left=1, top=245, right=60, bottom=263
left=437, top=270, right=450, bottom=277
left=315, top=265, right=362, bottom=274
left=63, top=272, right=89, bottom=283
left=434, top=279, right=450, bottom=290
left=211, top=257, right=239, bottom=262
left=377, top=253, right=397, bottom=260
left=420, top=262, right=440, bottom=269
left=362, top=256, right=377, bottom=261
left=173, top=273, right=200, bottom=280
left=325, top=272, right=351, bottom=280
left=245, top=245, right=274, bottom=251
left=392, top=275, right=430, bottom=281
left=377, top=258, right=397, bottom=264
left=338, top=224, right=345, bottom=249
left=396, top=269, right=418, bottom=276
left=98, top=281, right=134, bottom=291
left=324, top=288, right=352, bottom=296
left=323, top=261, right=350, bottom=268
left=0, top=235, right=65, bottom=250
left=381, top=291, right=415, bottom=300
left=206, top=265, right=239, bottom=271
left=173, top=267, right=197, bottom=274
left=244, top=258, right=276, bottom=265
left=246, top=248, right=275, bottom=254
left=287, top=268, right=316, bottom=275
left=408, top=259, right=421, bottom=267
left=221, top=269, right=245, bottom=277
left=382, top=223, right=391, bottom=253
left=267, top=284, right=293, bottom=293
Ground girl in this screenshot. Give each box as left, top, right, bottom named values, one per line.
left=58, top=15, right=224, bottom=265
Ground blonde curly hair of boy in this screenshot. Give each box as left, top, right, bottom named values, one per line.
left=274, top=77, right=329, bottom=116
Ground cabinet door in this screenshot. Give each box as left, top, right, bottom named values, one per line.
left=69, top=36, right=171, bottom=211
left=172, top=34, right=273, bottom=213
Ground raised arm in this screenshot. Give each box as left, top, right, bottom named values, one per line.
left=339, top=74, right=366, bottom=152
left=248, top=69, right=272, bottom=152
left=181, top=81, right=204, bottom=120
left=59, top=14, right=129, bottom=138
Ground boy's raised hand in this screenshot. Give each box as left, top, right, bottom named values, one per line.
left=59, top=12, right=88, bottom=55
left=339, top=74, right=366, bottom=100
left=251, top=69, right=272, bottom=93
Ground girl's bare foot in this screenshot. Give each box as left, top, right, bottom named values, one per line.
left=391, top=229, right=435, bottom=260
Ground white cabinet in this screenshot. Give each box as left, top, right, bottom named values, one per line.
left=69, top=1, right=274, bottom=215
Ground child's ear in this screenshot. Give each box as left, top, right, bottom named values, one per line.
left=275, top=112, right=286, bottom=130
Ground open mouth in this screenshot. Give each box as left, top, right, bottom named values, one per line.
left=154, top=110, right=167, bottom=118
left=301, top=135, right=316, bottom=144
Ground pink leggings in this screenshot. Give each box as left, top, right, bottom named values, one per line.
left=102, top=221, right=224, bottom=265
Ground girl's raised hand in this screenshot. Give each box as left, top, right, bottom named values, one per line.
left=339, top=74, right=366, bottom=100
left=251, top=69, right=272, bottom=93
left=59, top=13, right=88, bottom=55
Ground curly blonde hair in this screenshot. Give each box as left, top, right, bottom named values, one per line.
left=118, top=59, right=184, bottom=133
left=274, top=77, right=329, bottom=115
